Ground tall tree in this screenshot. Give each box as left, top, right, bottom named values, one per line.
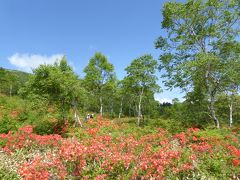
left=115, top=80, right=125, bottom=118
left=155, top=0, right=240, bottom=128
left=20, top=57, right=81, bottom=122
left=219, top=41, right=240, bottom=127
left=124, top=55, right=160, bottom=126
left=83, top=52, right=115, bottom=116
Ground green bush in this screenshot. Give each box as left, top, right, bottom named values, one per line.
left=0, top=115, right=20, bottom=133
left=33, top=119, right=55, bottom=135
left=145, top=118, right=185, bottom=134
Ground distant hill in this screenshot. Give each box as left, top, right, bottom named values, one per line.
left=0, top=67, right=31, bottom=96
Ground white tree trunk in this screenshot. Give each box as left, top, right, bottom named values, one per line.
left=74, top=110, right=82, bottom=127
left=205, top=67, right=220, bottom=128
left=229, top=102, right=233, bottom=127
left=209, top=96, right=219, bottom=128
left=137, top=88, right=144, bottom=126
left=118, top=98, right=123, bottom=118
left=100, top=96, right=103, bottom=116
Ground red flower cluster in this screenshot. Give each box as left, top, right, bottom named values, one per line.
left=0, top=122, right=239, bottom=179
left=191, top=142, right=212, bottom=153
left=228, top=145, right=240, bottom=166
left=19, top=155, right=67, bottom=179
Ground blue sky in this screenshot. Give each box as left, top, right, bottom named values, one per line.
left=0, top=0, right=184, bottom=102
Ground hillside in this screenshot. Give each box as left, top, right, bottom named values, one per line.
left=0, top=67, right=30, bottom=96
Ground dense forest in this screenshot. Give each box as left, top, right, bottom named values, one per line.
left=0, top=68, right=30, bottom=96
left=0, top=0, right=239, bottom=179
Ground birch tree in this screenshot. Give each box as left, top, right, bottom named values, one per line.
left=83, top=52, right=115, bottom=116
left=124, top=55, right=160, bottom=126
left=220, top=41, right=240, bottom=127
left=116, top=81, right=125, bottom=118
left=155, top=0, right=240, bottom=128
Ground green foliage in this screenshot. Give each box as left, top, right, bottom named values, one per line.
left=0, top=95, right=25, bottom=110
left=123, top=55, right=160, bottom=124
left=20, top=57, right=81, bottom=121
left=0, top=67, right=30, bottom=96
left=83, top=52, right=116, bottom=115
left=0, top=115, right=20, bottom=133
left=124, top=55, right=160, bottom=93
left=195, top=128, right=235, bottom=140
left=145, top=118, right=185, bottom=134
left=156, top=0, right=240, bottom=128
left=0, top=94, right=62, bottom=135
left=84, top=52, right=115, bottom=87
left=33, top=119, right=55, bottom=135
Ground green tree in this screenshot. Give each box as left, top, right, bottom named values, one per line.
left=216, top=94, right=240, bottom=127
left=20, top=57, right=81, bottom=122
left=124, top=55, right=160, bottom=126
left=83, top=52, right=116, bottom=116
left=0, top=68, right=8, bottom=94
left=115, top=80, right=125, bottom=118
left=219, top=41, right=240, bottom=127
left=155, top=0, right=240, bottom=128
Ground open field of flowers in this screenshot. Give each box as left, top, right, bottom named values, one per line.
left=0, top=117, right=239, bottom=179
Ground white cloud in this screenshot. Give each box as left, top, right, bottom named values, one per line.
left=8, top=53, right=64, bottom=72
left=155, top=97, right=173, bottom=104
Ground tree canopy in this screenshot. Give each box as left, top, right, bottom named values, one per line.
left=123, top=54, right=160, bottom=125
left=155, top=0, right=240, bottom=128
left=20, top=57, right=81, bottom=122
left=83, top=52, right=116, bottom=116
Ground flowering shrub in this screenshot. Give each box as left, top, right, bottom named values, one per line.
left=19, top=156, right=67, bottom=180
left=0, top=119, right=239, bottom=179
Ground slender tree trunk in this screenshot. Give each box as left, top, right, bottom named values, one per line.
left=209, top=96, right=219, bottom=128
left=205, top=65, right=220, bottom=128
left=229, top=102, right=233, bottom=127
left=118, top=98, right=123, bottom=118
left=137, top=103, right=141, bottom=126
left=73, top=110, right=76, bottom=127
left=73, top=101, right=82, bottom=127
left=74, top=110, right=82, bottom=127
left=99, top=96, right=103, bottom=116
left=137, top=88, right=144, bottom=126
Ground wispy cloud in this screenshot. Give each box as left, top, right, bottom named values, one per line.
left=8, top=53, right=64, bottom=72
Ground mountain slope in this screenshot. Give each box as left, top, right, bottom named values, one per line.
left=0, top=67, right=30, bottom=95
